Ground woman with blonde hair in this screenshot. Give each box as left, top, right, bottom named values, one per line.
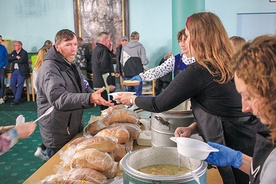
left=33, top=40, right=52, bottom=92
left=114, top=12, right=267, bottom=184
left=206, top=35, right=276, bottom=183
left=230, top=36, right=246, bottom=53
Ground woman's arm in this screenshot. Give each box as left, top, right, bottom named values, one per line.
left=141, top=55, right=175, bottom=81
left=238, top=154, right=251, bottom=175
left=174, top=122, right=199, bottom=137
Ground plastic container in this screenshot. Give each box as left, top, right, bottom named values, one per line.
left=170, top=137, right=219, bottom=160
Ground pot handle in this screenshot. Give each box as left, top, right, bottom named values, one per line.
left=154, top=116, right=170, bottom=129
left=170, top=137, right=177, bottom=143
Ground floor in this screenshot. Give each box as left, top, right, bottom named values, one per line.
left=0, top=97, right=101, bottom=184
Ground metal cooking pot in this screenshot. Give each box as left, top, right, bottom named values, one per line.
left=121, top=147, right=207, bottom=184
left=151, top=101, right=195, bottom=147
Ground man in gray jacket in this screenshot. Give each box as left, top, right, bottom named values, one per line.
left=120, top=31, right=149, bottom=95
left=35, top=29, right=113, bottom=159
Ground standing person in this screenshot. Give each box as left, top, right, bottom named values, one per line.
left=230, top=36, right=246, bottom=53
left=75, top=37, right=92, bottom=78
left=114, top=12, right=267, bottom=184
left=33, top=40, right=52, bottom=92
left=130, top=28, right=195, bottom=95
left=91, top=32, right=116, bottom=110
left=0, top=35, right=8, bottom=104
left=8, top=41, right=30, bottom=106
left=35, top=29, right=113, bottom=159
left=120, top=31, right=149, bottom=95
left=115, top=36, right=128, bottom=77
left=205, top=35, right=276, bottom=183
left=39, top=40, right=53, bottom=51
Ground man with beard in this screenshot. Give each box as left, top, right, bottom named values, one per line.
left=35, top=29, right=113, bottom=159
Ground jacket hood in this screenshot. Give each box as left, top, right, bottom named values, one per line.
left=44, top=46, right=73, bottom=71
left=124, top=40, right=143, bottom=49
left=44, top=46, right=65, bottom=62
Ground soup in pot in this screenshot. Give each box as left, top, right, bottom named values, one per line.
left=138, top=164, right=190, bottom=175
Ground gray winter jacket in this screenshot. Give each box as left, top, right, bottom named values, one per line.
left=120, top=40, right=149, bottom=78
left=36, top=46, right=91, bottom=149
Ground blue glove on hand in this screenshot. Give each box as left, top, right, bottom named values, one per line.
left=130, top=75, right=142, bottom=82
left=205, top=142, right=242, bottom=168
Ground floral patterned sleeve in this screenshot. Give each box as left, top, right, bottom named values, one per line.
left=0, top=129, right=19, bottom=155
left=140, top=55, right=175, bottom=81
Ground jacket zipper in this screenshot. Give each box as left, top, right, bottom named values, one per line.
left=67, top=113, right=71, bottom=135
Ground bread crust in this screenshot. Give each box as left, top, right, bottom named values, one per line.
left=95, top=126, right=130, bottom=144
left=76, top=136, right=118, bottom=152
left=71, top=148, right=114, bottom=171
left=67, top=167, right=107, bottom=184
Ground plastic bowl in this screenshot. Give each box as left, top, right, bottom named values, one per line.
left=108, top=92, right=136, bottom=98
left=170, top=137, right=219, bottom=160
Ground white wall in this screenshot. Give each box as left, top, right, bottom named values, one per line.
left=1, top=0, right=275, bottom=67
left=205, top=0, right=276, bottom=37
left=0, top=0, right=74, bottom=52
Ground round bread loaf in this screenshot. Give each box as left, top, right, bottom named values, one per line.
left=71, top=148, right=114, bottom=171
left=67, top=167, right=107, bottom=184
left=95, top=126, right=130, bottom=144
left=76, top=136, right=118, bottom=152
left=68, top=137, right=87, bottom=148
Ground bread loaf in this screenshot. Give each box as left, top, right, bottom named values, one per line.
left=110, top=123, right=142, bottom=140
left=86, top=116, right=106, bottom=135
left=68, top=137, right=87, bottom=148
left=95, top=126, right=130, bottom=144
left=71, top=148, right=114, bottom=172
left=100, top=162, right=118, bottom=179
left=101, top=104, right=126, bottom=117
left=114, top=144, right=127, bottom=162
left=102, top=109, right=140, bottom=126
left=76, top=136, right=118, bottom=152
left=67, top=167, right=107, bottom=184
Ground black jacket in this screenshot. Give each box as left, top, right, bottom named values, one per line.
left=91, top=43, right=115, bottom=88
left=8, top=49, right=30, bottom=77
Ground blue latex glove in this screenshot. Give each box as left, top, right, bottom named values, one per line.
left=205, top=142, right=242, bottom=168
left=130, top=75, right=142, bottom=82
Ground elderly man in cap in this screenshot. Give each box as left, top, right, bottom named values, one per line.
left=115, top=36, right=128, bottom=77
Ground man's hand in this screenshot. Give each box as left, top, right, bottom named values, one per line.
left=109, top=85, right=116, bottom=92
left=90, top=87, right=114, bottom=107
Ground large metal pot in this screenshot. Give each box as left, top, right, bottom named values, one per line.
left=151, top=101, right=195, bottom=147
left=121, top=147, right=207, bottom=184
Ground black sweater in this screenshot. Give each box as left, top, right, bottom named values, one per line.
left=136, top=62, right=249, bottom=118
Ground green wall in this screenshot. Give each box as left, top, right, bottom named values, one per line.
left=172, top=0, right=205, bottom=55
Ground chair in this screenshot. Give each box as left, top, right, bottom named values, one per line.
left=142, top=79, right=156, bottom=96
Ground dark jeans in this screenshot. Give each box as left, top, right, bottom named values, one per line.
left=45, top=147, right=60, bottom=159
left=10, top=70, right=25, bottom=102
left=0, top=68, right=5, bottom=98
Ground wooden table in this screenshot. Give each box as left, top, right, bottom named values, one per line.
left=23, top=133, right=223, bottom=184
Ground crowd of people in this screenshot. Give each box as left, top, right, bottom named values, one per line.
left=0, top=10, right=275, bottom=184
